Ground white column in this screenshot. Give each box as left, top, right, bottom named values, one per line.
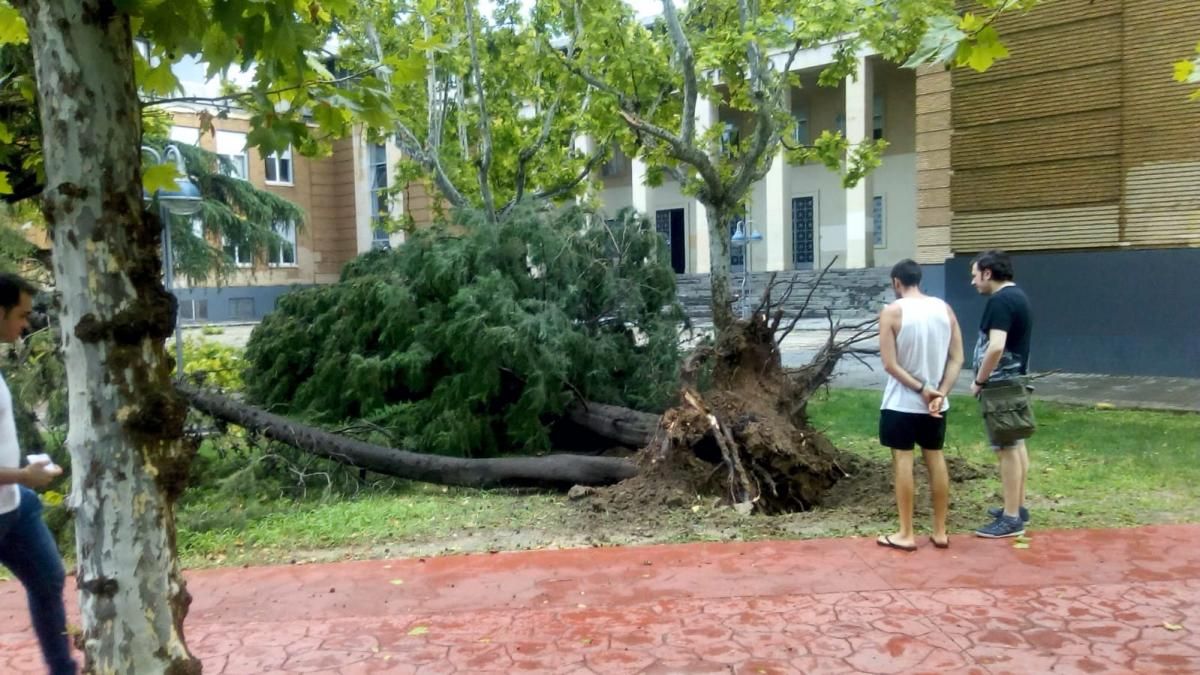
left=844, top=56, right=874, bottom=269
left=631, top=155, right=650, bottom=217
left=573, top=134, right=597, bottom=206
left=692, top=96, right=716, bottom=274
left=764, top=151, right=788, bottom=271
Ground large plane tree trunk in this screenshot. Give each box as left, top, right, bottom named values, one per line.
left=14, top=0, right=200, bottom=672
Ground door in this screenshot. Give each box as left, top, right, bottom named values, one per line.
left=655, top=208, right=687, bottom=274
left=792, top=196, right=815, bottom=270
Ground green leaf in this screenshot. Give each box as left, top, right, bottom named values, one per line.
left=139, top=59, right=182, bottom=96
left=0, top=171, right=11, bottom=195
left=0, top=5, right=28, bottom=46
left=0, top=121, right=12, bottom=144
left=142, top=163, right=181, bottom=195
left=407, top=626, right=428, bottom=636
left=1174, top=59, right=1197, bottom=84
left=961, top=26, right=1010, bottom=72
left=904, top=15, right=965, bottom=69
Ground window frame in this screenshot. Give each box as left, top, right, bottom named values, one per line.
left=267, top=220, right=298, bottom=268
left=264, top=147, right=294, bottom=185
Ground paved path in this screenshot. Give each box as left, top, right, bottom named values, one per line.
left=2, top=525, right=1198, bottom=673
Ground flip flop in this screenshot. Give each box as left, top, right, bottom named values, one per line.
left=932, top=536, right=950, bottom=549
left=876, top=534, right=917, bottom=552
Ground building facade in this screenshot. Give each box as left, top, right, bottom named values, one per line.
left=167, top=111, right=406, bottom=323
left=590, top=0, right=1200, bottom=377
left=922, top=0, right=1200, bottom=377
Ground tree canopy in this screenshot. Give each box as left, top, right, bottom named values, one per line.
left=245, top=204, right=684, bottom=456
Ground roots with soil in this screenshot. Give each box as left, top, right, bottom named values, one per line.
left=594, top=267, right=879, bottom=515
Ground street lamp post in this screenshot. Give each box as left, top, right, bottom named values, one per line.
left=731, top=219, right=764, bottom=320
left=141, top=144, right=202, bottom=379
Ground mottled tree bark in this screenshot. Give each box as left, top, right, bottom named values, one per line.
left=13, top=0, right=199, bottom=672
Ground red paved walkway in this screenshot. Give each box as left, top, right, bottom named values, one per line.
left=1, top=525, right=1198, bottom=674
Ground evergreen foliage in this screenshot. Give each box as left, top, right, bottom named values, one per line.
left=245, top=204, right=685, bottom=457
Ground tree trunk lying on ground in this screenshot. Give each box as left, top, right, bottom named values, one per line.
left=178, top=384, right=638, bottom=489
left=566, top=400, right=660, bottom=447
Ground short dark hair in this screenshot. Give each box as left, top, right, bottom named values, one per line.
left=0, top=273, right=38, bottom=311
left=971, top=250, right=1014, bottom=282
left=890, top=259, right=922, bottom=288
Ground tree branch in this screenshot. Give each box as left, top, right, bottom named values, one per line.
left=660, top=0, right=698, bottom=147
left=365, top=21, right=469, bottom=210
left=140, top=66, right=379, bottom=108
left=728, top=0, right=778, bottom=198
left=463, top=0, right=497, bottom=223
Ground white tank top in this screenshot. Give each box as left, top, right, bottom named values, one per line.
left=881, top=296, right=952, bottom=414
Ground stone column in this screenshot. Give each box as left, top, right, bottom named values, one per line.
left=691, top=96, right=716, bottom=274
left=844, top=56, right=875, bottom=269
left=764, top=150, right=789, bottom=271
left=631, top=156, right=650, bottom=217
left=573, top=133, right=597, bottom=206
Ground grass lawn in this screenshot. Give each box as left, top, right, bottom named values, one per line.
left=164, top=389, right=1200, bottom=568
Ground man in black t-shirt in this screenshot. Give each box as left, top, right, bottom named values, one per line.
left=969, top=250, right=1034, bottom=539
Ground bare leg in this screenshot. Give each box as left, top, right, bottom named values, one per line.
left=1017, top=441, right=1029, bottom=509
left=923, top=449, right=950, bottom=545
left=888, top=449, right=916, bottom=547
left=998, top=447, right=1023, bottom=518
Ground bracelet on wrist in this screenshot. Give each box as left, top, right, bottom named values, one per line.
left=974, top=378, right=986, bottom=387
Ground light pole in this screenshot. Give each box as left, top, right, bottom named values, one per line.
left=141, top=144, right=202, bottom=379
left=731, top=219, right=763, bottom=320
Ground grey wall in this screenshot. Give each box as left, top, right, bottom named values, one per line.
left=940, top=248, right=1200, bottom=378
left=174, top=284, right=314, bottom=324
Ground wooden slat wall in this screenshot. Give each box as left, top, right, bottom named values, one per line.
left=948, top=0, right=1200, bottom=253
left=954, top=206, right=1121, bottom=252
left=1120, top=0, right=1200, bottom=246
left=914, top=64, right=953, bottom=263
left=950, top=0, right=1123, bottom=251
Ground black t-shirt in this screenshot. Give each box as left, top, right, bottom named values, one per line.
left=974, top=285, right=1033, bottom=379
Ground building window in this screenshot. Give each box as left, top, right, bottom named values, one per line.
left=600, top=147, right=627, bottom=178
left=835, top=113, right=846, bottom=136
left=370, top=143, right=391, bottom=250
left=720, top=122, right=739, bottom=156
left=873, top=94, right=885, bottom=140
left=264, top=147, right=293, bottom=185
left=216, top=130, right=249, bottom=180
left=268, top=220, right=297, bottom=267
left=793, top=108, right=809, bottom=146
left=229, top=297, right=255, bottom=321
left=223, top=239, right=253, bottom=267
left=873, top=195, right=885, bottom=248
left=178, top=299, right=208, bottom=323
left=169, top=126, right=200, bottom=146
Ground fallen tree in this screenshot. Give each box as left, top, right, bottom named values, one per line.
left=178, top=384, right=638, bottom=488
left=181, top=261, right=878, bottom=511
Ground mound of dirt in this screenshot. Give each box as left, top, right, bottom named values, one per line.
left=823, top=452, right=989, bottom=513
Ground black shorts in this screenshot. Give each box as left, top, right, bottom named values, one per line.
left=879, top=409, right=947, bottom=451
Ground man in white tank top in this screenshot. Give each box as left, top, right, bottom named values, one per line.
left=876, top=260, right=963, bottom=552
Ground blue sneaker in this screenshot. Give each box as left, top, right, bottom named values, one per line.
left=987, top=505, right=1029, bottom=522
left=975, top=515, right=1026, bottom=539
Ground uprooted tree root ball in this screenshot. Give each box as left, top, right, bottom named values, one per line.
left=591, top=267, right=880, bottom=515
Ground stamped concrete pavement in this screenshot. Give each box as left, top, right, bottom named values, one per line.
left=1, top=524, right=1198, bottom=674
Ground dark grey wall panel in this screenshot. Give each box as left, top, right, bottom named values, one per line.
left=942, top=249, right=1200, bottom=378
